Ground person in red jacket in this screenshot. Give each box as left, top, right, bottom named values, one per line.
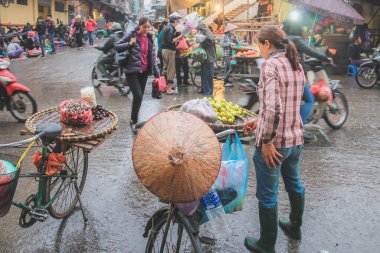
left=85, top=16, right=97, bottom=46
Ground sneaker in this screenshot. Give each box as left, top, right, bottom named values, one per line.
left=224, top=83, right=234, bottom=87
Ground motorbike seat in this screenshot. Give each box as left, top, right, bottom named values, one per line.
left=304, top=58, right=322, bottom=66
left=35, top=123, right=62, bottom=138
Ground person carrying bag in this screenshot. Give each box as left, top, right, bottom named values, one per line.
left=114, top=17, right=160, bottom=131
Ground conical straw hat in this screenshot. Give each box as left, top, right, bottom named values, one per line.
left=224, top=23, right=239, bottom=33
left=132, top=111, right=222, bottom=203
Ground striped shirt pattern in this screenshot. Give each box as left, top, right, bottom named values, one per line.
left=255, top=52, right=305, bottom=148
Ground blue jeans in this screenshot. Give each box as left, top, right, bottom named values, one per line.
left=300, top=83, right=315, bottom=124
left=201, top=62, right=214, bottom=94
left=253, top=145, right=304, bottom=209
left=38, top=35, right=46, bottom=56
left=224, top=56, right=233, bottom=84
left=88, top=31, right=94, bottom=46
left=48, top=33, right=56, bottom=53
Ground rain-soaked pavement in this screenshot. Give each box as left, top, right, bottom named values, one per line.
left=0, top=45, right=380, bottom=253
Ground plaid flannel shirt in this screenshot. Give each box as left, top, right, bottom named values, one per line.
left=220, top=33, right=237, bottom=57
left=255, top=51, right=305, bottom=148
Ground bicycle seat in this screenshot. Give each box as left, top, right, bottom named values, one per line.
left=35, top=123, right=62, bottom=138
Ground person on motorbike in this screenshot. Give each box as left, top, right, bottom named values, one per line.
left=282, top=20, right=333, bottom=142
left=94, top=22, right=123, bottom=81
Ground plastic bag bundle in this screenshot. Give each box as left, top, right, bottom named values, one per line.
left=182, top=12, right=199, bottom=36
left=191, top=47, right=207, bottom=63
left=181, top=99, right=217, bottom=123
left=195, top=33, right=206, bottom=43
left=81, top=86, right=97, bottom=107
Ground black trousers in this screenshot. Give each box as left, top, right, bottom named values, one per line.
left=158, top=51, right=163, bottom=74
left=75, top=33, right=83, bottom=47
left=175, top=57, right=189, bottom=84
left=126, top=72, right=149, bottom=123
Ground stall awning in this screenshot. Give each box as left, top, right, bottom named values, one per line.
left=169, top=0, right=200, bottom=11
left=286, top=0, right=364, bottom=24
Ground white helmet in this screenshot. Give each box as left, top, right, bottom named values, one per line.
left=111, top=22, right=122, bottom=31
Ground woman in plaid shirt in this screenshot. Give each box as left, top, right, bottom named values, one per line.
left=244, top=25, right=305, bottom=253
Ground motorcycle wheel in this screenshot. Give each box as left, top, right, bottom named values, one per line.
left=69, top=39, right=76, bottom=48
left=9, top=91, right=37, bottom=123
left=324, top=90, right=348, bottom=129
left=96, top=33, right=103, bottom=40
left=91, top=67, right=101, bottom=88
left=355, top=65, right=378, bottom=89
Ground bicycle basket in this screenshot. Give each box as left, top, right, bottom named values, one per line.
left=0, top=154, right=21, bottom=218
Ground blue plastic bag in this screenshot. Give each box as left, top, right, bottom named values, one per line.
left=216, top=132, right=249, bottom=213
left=194, top=133, right=249, bottom=223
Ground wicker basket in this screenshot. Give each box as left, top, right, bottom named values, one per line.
left=167, top=104, right=257, bottom=131
left=25, top=107, right=118, bottom=143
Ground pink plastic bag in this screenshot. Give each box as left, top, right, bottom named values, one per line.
left=152, top=76, right=167, bottom=92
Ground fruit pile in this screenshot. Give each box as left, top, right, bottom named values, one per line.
left=207, top=98, right=248, bottom=124
left=59, top=100, right=93, bottom=126
left=92, top=105, right=110, bottom=120
left=234, top=50, right=261, bottom=58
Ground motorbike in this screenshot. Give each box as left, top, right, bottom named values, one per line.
left=304, top=58, right=349, bottom=129
left=91, top=61, right=131, bottom=96
left=0, top=58, right=37, bottom=122
left=239, top=58, right=349, bottom=130
left=355, top=48, right=380, bottom=89
left=94, top=28, right=105, bottom=40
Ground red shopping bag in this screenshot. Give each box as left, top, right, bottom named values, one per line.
left=176, top=37, right=189, bottom=51
left=153, top=76, right=167, bottom=92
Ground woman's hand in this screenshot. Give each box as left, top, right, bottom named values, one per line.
left=262, top=143, right=283, bottom=169
left=244, top=120, right=257, bottom=134
left=129, top=37, right=136, bottom=46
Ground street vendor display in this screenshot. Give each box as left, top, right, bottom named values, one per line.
left=168, top=98, right=257, bottom=131
left=25, top=87, right=118, bottom=142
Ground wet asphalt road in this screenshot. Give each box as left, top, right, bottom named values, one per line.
left=0, top=45, right=380, bottom=253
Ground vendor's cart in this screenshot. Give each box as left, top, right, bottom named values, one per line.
left=0, top=107, right=117, bottom=227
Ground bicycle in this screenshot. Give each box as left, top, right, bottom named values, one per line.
left=0, top=123, right=88, bottom=227
left=142, top=129, right=237, bottom=253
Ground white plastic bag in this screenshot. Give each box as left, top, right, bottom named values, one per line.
left=81, top=87, right=97, bottom=107
left=181, top=99, right=217, bottom=123
left=195, top=33, right=207, bottom=43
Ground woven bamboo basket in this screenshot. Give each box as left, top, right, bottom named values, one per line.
left=167, top=104, right=257, bottom=131
left=25, top=107, right=118, bottom=142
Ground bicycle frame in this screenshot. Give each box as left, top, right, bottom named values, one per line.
left=1, top=136, right=72, bottom=214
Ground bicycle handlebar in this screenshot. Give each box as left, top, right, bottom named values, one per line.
left=0, top=132, right=43, bottom=148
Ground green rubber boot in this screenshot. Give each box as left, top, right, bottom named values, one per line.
left=279, top=191, right=305, bottom=240
left=244, top=205, right=278, bottom=253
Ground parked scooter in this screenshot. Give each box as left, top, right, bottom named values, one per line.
left=91, top=61, right=131, bottom=96
left=94, top=28, right=105, bottom=40
left=355, top=48, right=380, bottom=89
left=0, top=58, right=37, bottom=122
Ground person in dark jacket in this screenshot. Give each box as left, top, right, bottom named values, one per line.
left=348, top=35, right=372, bottom=66
left=161, top=15, right=181, bottom=94
left=35, top=17, right=46, bottom=57
left=115, top=17, right=160, bottom=130
left=95, top=22, right=123, bottom=81
left=283, top=20, right=332, bottom=142
left=46, top=15, right=56, bottom=54
left=198, top=22, right=216, bottom=95
left=72, top=15, right=84, bottom=49
left=23, top=22, right=33, bottom=33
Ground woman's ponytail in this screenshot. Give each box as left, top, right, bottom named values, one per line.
left=285, top=40, right=301, bottom=71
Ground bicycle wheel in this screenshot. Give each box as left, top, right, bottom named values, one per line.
left=145, top=208, right=202, bottom=253
left=324, top=90, right=349, bottom=129
left=44, top=146, right=88, bottom=219
left=189, top=62, right=202, bottom=88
